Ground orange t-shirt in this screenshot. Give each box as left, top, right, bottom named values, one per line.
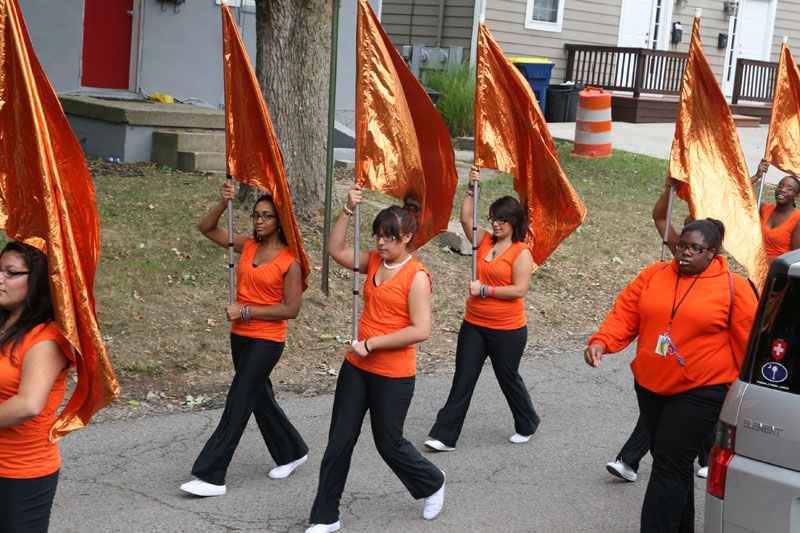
left=464, top=235, right=528, bottom=330
left=346, top=252, right=431, bottom=378
left=0, top=322, right=74, bottom=479
left=231, top=240, right=296, bottom=342
left=589, top=257, right=758, bottom=396
left=760, top=203, right=800, bottom=259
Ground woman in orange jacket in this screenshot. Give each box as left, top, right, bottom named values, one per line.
left=751, top=159, right=800, bottom=262
left=425, top=166, right=539, bottom=452
left=585, top=218, right=758, bottom=532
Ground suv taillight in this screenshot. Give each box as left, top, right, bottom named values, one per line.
left=707, top=421, right=736, bottom=499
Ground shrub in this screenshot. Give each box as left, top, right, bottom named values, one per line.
left=422, top=63, right=475, bottom=138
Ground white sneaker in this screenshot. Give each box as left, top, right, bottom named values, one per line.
left=697, top=466, right=708, bottom=478
left=180, top=478, right=227, bottom=497
left=423, top=471, right=445, bottom=520
left=305, top=522, right=340, bottom=533
left=606, top=460, right=637, bottom=482
left=509, top=433, right=532, bottom=444
left=424, top=439, right=455, bottom=452
left=269, top=454, right=308, bottom=479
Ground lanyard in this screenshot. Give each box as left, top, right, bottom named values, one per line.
left=666, top=271, right=702, bottom=335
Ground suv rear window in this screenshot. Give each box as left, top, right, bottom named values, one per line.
left=744, top=274, right=800, bottom=395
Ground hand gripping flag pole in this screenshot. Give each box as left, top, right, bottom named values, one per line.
left=352, top=204, right=361, bottom=341
left=226, top=174, right=236, bottom=305
left=472, top=182, right=479, bottom=281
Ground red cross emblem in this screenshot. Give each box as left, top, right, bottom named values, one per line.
left=772, top=340, right=787, bottom=361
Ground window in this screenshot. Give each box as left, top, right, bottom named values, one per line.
left=525, top=0, right=564, bottom=32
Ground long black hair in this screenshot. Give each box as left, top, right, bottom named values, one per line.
left=0, top=241, right=54, bottom=364
left=252, top=194, right=287, bottom=245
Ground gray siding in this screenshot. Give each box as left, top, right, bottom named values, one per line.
left=383, top=0, right=476, bottom=52
left=772, top=1, right=800, bottom=61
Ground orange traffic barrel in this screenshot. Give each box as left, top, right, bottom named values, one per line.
left=570, top=86, right=612, bottom=158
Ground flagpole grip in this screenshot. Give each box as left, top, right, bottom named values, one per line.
left=661, top=186, right=675, bottom=262
left=757, top=169, right=766, bottom=207
left=472, top=182, right=479, bottom=281
left=226, top=174, right=235, bottom=305
left=352, top=203, right=361, bottom=342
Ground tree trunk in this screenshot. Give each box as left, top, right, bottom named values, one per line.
left=240, top=0, right=332, bottom=220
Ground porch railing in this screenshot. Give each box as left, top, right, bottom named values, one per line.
left=731, top=58, right=778, bottom=104
left=564, top=44, right=688, bottom=98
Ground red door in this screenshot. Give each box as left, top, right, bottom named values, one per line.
left=81, top=0, right=134, bottom=89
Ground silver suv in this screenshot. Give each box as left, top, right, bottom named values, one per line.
left=705, top=250, right=800, bottom=532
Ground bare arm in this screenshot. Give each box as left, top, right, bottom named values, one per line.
left=225, top=261, right=303, bottom=321
left=652, top=179, right=681, bottom=256
left=0, top=340, right=68, bottom=428
left=328, top=185, right=371, bottom=274
left=460, top=166, right=489, bottom=245
left=349, top=270, right=431, bottom=357
left=199, top=181, right=249, bottom=253
left=792, top=215, right=800, bottom=251
left=468, top=247, right=533, bottom=299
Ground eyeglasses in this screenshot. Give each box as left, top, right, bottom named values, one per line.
left=487, top=217, right=508, bottom=226
left=373, top=232, right=406, bottom=242
left=676, top=242, right=710, bottom=254
left=251, top=213, right=278, bottom=221
left=0, top=268, right=29, bottom=279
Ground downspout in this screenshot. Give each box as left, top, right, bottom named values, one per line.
left=436, top=0, right=445, bottom=47
left=469, top=0, right=486, bottom=67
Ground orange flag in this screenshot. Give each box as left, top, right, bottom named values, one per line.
left=221, top=4, right=311, bottom=289
left=0, top=0, right=119, bottom=441
left=474, top=23, right=586, bottom=270
left=356, top=0, right=457, bottom=250
left=765, top=43, right=800, bottom=177
left=668, top=16, right=768, bottom=288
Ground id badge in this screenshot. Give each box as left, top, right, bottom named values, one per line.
left=654, top=334, right=670, bottom=356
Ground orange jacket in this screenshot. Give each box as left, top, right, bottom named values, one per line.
left=346, top=252, right=431, bottom=378
left=760, top=204, right=800, bottom=259
left=0, top=322, right=74, bottom=478
left=589, top=256, right=757, bottom=395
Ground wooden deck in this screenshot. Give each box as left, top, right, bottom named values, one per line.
left=610, top=95, right=771, bottom=124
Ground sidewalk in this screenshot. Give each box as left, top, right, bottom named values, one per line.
left=51, top=343, right=709, bottom=532
left=547, top=122, right=775, bottom=185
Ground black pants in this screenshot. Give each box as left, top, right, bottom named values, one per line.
left=0, top=470, right=59, bottom=533
left=635, top=382, right=728, bottom=533
left=309, top=359, right=444, bottom=524
left=192, top=334, right=308, bottom=486
left=616, top=417, right=715, bottom=472
left=428, top=321, right=540, bottom=447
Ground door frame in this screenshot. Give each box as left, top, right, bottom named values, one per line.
left=617, top=0, right=673, bottom=50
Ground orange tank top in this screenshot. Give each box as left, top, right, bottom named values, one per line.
left=0, top=322, right=74, bottom=479
left=346, top=251, right=432, bottom=378
left=464, top=235, right=528, bottom=330
left=231, top=240, right=296, bottom=342
left=760, top=204, right=800, bottom=259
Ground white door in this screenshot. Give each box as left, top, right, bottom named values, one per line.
left=618, top=0, right=655, bottom=48
left=722, top=0, right=776, bottom=96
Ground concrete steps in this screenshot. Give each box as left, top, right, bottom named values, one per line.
left=151, top=129, right=226, bottom=173
left=731, top=114, right=761, bottom=128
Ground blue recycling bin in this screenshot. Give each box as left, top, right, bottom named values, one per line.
left=509, top=58, right=554, bottom=115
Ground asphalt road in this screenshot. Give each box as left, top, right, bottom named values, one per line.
left=50, top=343, right=709, bottom=532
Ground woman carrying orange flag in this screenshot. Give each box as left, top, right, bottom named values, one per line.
left=180, top=182, right=308, bottom=497
left=307, top=185, right=445, bottom=533
left=425, top=166, right=540, bottom=452
left=584, top=218, right=758, bottom=531
left=751, top=159, right=800, bottom=262
left=0, top=242, right=74, bottom=532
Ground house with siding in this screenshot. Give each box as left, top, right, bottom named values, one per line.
left=379, top=0, right=795, bottom=122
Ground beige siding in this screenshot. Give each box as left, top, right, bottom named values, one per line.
left=383, top=0, right=476, bottom=52
left=773, top=1, right=800, bottom=62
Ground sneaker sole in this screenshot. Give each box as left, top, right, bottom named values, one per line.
left=424, top=441, right=455, bottom=452
left=606, top=463, right=636, bottom=482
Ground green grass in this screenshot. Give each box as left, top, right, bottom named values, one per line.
left=422, top=63, right=476, bottom=138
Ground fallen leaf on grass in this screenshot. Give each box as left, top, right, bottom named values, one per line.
left=207, top=318, right=220, bottom=327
